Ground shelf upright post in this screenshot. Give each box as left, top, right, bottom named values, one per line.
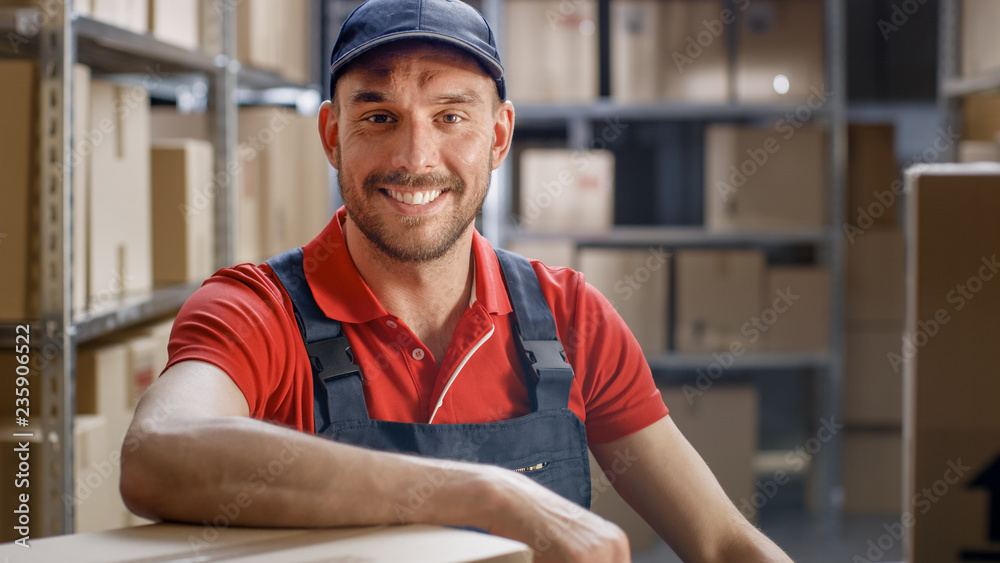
left=37, top=0, right=76, bottom=537
left=211, top=0, right=239, bottom=270
left=938, top=0, right=960, bottom=162
left=815, top=0, right=847, bottom=535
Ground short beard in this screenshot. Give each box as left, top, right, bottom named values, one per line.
left=338, top=149, right=492, bottom=263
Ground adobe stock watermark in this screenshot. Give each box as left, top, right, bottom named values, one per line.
left=606, top=246, right=669, bottom=306
left=714, top=84, right=832, bottom=204
left=682, top=285, right=802, bottom=404
left=887, top=254, right=999, bottom=373
left=736, top=417, right=844, bottom=521
left=852, top=459, right=970, bottom=562
left=672, top=0, right=750, bottom=73
left=516, top=117, right=627, bottom=227
left=543, top=0, right=596, bottom=33
left=842, top=126, right=961, bottom=243
left=188, top=438, right=307, bottom=554
left=877, top=0, right=931, bottom=41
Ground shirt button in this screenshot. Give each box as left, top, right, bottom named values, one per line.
left=412, top=348, right=425, bottom=361
left=386, top=320, right=398, bottom=329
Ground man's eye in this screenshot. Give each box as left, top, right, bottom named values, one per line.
left=367, top=114, right=392, bottom=124
left=442, top=114, right=462, bottom=123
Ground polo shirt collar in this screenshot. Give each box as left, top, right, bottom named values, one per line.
left=300, top=207, right=512, bottom=324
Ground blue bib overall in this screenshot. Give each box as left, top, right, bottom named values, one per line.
left=265, top=247, right=592, bottom=508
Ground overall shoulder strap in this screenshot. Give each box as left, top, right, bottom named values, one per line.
left=265, top=248, right=370, bottom=428
left=494, top=247, right=575, bottom=412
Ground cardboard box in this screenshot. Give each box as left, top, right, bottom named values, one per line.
left=675, top=249, right=766, bottom=353
left=237, top=0, right=278, bottom=73
left=611, top=0, right=728, bottom=103
left=848, top=123, right=899, bottom=228
left=904, top=164, right=1000, bottom=563
left=845, top=328, right=903, bottom=427
left=76, top=341, right=132, bottom=431
left=962, top=0, right=1000, bottom=78
left=763, top=266, right=829, bottom=352
left=148, top=0, right=198, bottom=49
left=0, top=60, right=38, bottom=321
left=151, top=139, right=216, bottom=284
left=846, top=227, right=905, bottom=325
left=505, top=0, right=599, bottom=103
left=0, top=523, right=532, bottom=562
left=519, top=149, right=614, bottom=232
left=150, top=107, right=210, bottom=141
left=281, top=0, right=312, bottom=85
left=92, top=0, right=147, bottom=33
left=735, top=0, right=825, bottom=103
left=234, top=141, right=262, bottom=264
left=74, top=414, right=130, bottom=533
left=578, top=247, right=670, bottom=356
left=89, top=79, right=152, bottom=309
left=963, top=94, right=1000, bottom=142
left=199, top=0, right=222, bottom=55
left=704, top=124, right=827, bottom=230
left=504, top=239, right=577, bottom=270
left=290, top=114, right=333, bottom=247
left=843, top=429, right=902, bottom=514
left=959, top=140, right=1000, bottom=163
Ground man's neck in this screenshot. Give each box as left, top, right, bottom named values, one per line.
left=342, top=216, right=475, bottom=366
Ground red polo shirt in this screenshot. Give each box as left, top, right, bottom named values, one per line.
left=165, top=208, right=667, bottom=444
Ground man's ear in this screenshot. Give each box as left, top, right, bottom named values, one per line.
left=491, top=100, right=515, bottom=170
left=318, top=100, right=340, bottom=170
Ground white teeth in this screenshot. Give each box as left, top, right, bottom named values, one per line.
left=386, top=189, right=443, bottom=206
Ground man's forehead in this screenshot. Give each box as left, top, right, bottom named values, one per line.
left=338, top=41, right=492, bottom=88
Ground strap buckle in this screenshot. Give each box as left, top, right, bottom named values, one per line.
left=521, top=339, right=569, bottom=371
left=309, top=336, right=361, bottom=382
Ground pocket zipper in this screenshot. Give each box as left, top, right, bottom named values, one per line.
left=513, top=462, right=548, bottom=473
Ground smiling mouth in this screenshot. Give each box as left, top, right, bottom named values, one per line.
left=382, top=188, right=445, bottom=205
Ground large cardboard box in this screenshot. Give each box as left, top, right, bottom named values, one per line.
left=735, top=0, right=825, bottom=104
left=611, top=0, right=728, bottom=103
left=519, top=149, right=614, bottom=232
left=845, top=327, right=903, bottom=427
left=505, top=0, right=599, bottom=103
left=843, top=429, right=903, bottom=514
left=962, top=0, right=1000, bottom=78
left=92, top=0, right=148, bottom=33
left=148, top=0, right=198, bottom=49
left=675, top=249, right=766, bottom=353
left=848, top=123, right=899, bottom=228
left=0, top=523, right=532, bottom=562
left=0, top=60, right=39, bottom=321
left=290, top=114, right=333, bottom=247
left=763, top=266, right=830, bottom=352
left=88, top=79, right=152, bottom=309
left=237, top=0, right=278, bottom=73
left=904, top=164, right=1000, bottom=562
left=74, top=414, right=129, bottom=533
left=281, top=0, right=312, bottom=85
left=959, top=139, right=1000, bottom=163
left=963, top=95, right=1000, bottom=142
left=578, top=247, right=670, bottom=356
left=76, top=341, right=133, bottom=433
left=150, top=107, right=210, bottom=141
left=504, top=239, right=577, bottom=270
left=846, top=227, right=905, bottom=325
left=234, top=141, right=262, bottom=264
left=199, top=0, right=222, bottom=55
left=151, top=139, right=216, bottom=284
left=704, top=124, right=827, bottom=230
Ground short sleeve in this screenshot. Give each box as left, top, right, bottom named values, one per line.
left=164, top=264, right=314, bottom=432
left=535, top=265, right=669, bottom=445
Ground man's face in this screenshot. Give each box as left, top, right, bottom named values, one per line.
left=325, top=43, right=510, bottom=263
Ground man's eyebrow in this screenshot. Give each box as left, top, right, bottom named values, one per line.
left=431, top=91, right=484, bottom=105
left=347, top=90, right=392, bottom=106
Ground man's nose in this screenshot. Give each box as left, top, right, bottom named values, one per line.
left=390, top=118, right=441, bottom=173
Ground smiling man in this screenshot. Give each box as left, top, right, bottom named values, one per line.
left=120, top=1, right=792, bottom=561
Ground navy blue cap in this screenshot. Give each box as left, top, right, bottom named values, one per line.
left=329, top=0, right=506, bottom=101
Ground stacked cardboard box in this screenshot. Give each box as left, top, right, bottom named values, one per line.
left=704, top=124, right=827, bottom=231
left=763, top=267, right=830, bottom=352
left=518, top=149, right=614, bottom=232
left=237, top=0, right=312, bottom=84
left=578, top=247, right=670, bottom=356
left=148, top=0, right=198, bottom=49
left=903, top=164, right=1000, bottom=562
left=198, top=0, right=223, bottom=55
left=963, top=95, right=1000, bottom=142
left=959, top=139, right=1000, bottom=163
left=610, top=0, right=728, bottom=103
left=151, top=139, right=216, bottom=284
left=504, top=0, right=599, bottom=103
left=847, top=123, right=899, bottom=228
left=675, top=249, right=766, bottom=354
left=962, top=0, right=1000, bottom=79
left=92, top=0, right=148, bottom=33
left=735, top=0, right=825, bottom=104
left=504, top=240, right=577, bottom=271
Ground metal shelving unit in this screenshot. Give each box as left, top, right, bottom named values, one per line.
left=481, top=0, right=847, bottom=529
left=939, top=0, right=1000, bottom=134
left=0, top=0, right=319, bottom=537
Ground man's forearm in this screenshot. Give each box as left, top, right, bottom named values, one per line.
left=120, top=415, right=499, bottom=530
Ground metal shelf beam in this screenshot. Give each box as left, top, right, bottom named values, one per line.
left=942, top=71, right=1000, bottom=98
left=505, top=226, right=830, bottom=249
left=71, top=282, right=203, bottom=343
left=513, top=100, right=831, bottom=123
left=648, top=353, right=830, bottom=372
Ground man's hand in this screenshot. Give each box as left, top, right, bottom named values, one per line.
left=480, top=466, right=630, bottom=563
